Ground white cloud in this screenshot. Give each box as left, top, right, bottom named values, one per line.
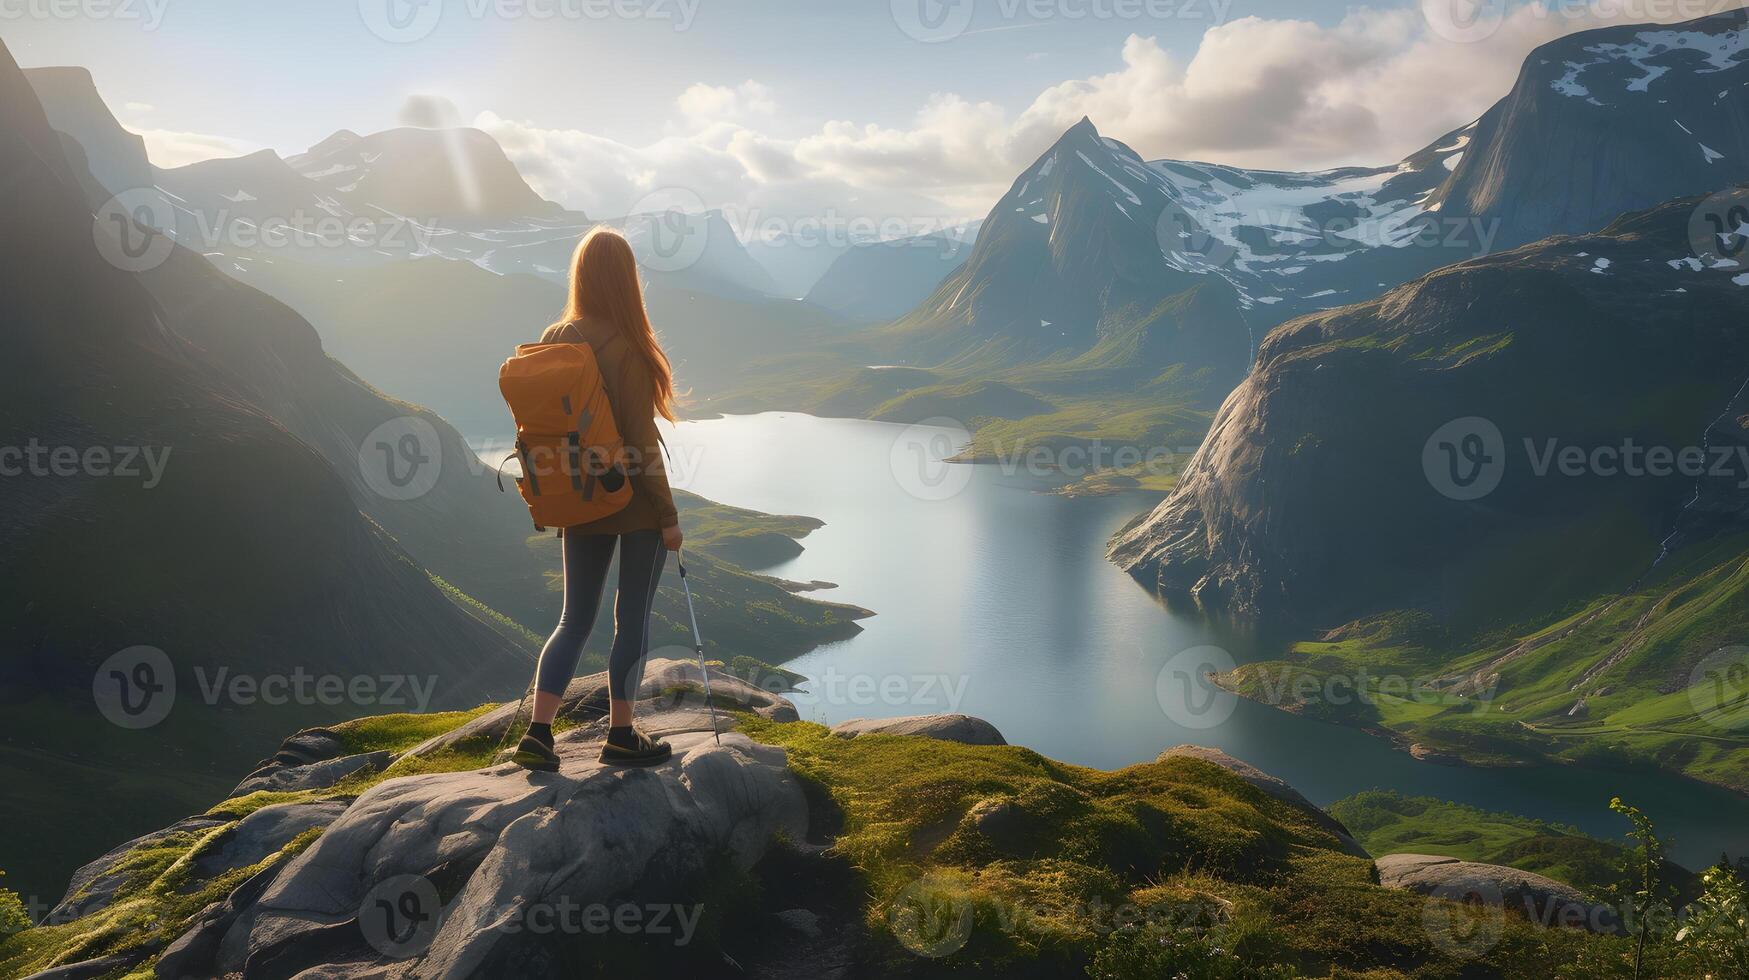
left=1011, top=2, right=1739, bottom=169
left=130, top=127, right=260, bottom=169
left=674, top=80, right=776, bottom=127
left=477, top=2, right=1749, bottom=223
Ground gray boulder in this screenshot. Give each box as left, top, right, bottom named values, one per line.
left=188, top=800, right=350, bottom=882
left=1158, top=745, right=1369, bottom=858
left=829, top=714, right=1005, bottom=745
left=229, top=751, right=392, bottom=798
left=201, top=706, right=809, bottom=978
left=1376, top=853, right=1618, bottom=934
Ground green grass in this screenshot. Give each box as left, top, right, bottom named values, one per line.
left=428, top=574, right=544, bottom=652
left=1328, top=790, right=1697, bottom=895
left=0, top=823, right=323, bottom=979
left=330, top=704, right=500, bottom=755
left=1221, top=535, right=1749, bottom=792
left=738, top=717, right=1623, bottom=977
left=0, top=700, right=518, bottom=976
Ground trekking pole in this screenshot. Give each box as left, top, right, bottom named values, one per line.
left=676, top=548, right=721, bottom=745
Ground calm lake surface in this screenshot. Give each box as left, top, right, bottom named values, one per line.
left=650, top=413, right=1748, bottom=866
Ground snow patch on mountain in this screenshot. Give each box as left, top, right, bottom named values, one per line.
left=1549, top=26, right=1749, bottom=103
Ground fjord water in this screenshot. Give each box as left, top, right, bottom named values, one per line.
left=662, top=412, right=1749, bottom=868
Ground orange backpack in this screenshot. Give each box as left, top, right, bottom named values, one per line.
left=498, top=331, right=633, bottom=530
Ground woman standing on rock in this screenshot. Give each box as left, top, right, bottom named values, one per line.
left=512, top=227, right=683, bottom=772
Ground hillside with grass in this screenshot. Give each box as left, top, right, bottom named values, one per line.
left=4, top=672, right=1703, bottom=980
left=1213, top=529, right=1749, bottom=796
left=1328, top=790, right=1702, bottom=897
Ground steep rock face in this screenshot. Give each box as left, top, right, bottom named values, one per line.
left=1433, top=12, right=1749, bottom=249
left=22, top=66, right=151, bottom=193
left=1112, top=196, right=1749, bottom=625
left=0, top=35, right=531, bottom=899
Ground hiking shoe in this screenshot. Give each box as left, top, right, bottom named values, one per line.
left=598, top=727, right=672, bottom=767
left=512, top=734, right=560, bottom=773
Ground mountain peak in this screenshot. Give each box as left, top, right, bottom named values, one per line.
left=304, top=129, right=361, bottom=156
left=1053, top=115, right=1103, bottom=148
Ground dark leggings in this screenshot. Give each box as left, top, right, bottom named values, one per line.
left=534, top=529, right=667, bottom=703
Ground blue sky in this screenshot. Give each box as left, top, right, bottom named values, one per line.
left=5, top=0, right=1740, bottom=220
left=7, top=0, right=1406, bottom=147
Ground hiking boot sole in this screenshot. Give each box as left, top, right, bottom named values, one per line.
left=512, top=740, right=561, bottom=773
left=598, top=744, right=673, bottom=768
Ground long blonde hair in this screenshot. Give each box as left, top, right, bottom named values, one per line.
left=556, top=227, right=678, bottom=422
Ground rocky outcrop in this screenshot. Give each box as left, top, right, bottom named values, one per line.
left=46, top=817, right=232, bottom=924
left=1158, top=746, right=1369, bottom=858
left=1112, top=195, right=1749, bottom=624
left=830, top=713, right=1006, bottom=745
left=1430, top=12, right=1749, bottom=250
left=230, top=728, right=394, bottom=797
left=193, top=731, right=806, bottom=978
left=1376, top=853, right=1618, bottom=934
left=137, top=660, right=809, bottom=980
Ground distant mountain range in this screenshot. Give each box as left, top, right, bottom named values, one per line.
left=711, top=11, right=1749, bottom=490
left=1113, top=11, right=1749, bottom=625
left=803, top=225, right=980, bottom=322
